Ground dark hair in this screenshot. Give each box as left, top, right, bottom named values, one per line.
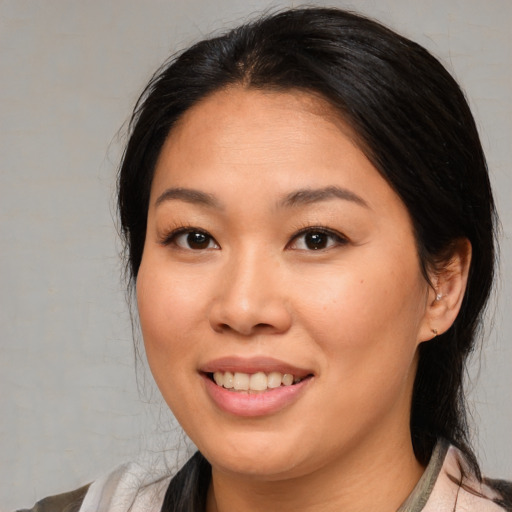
left=118, top=5, right=497, bottom=502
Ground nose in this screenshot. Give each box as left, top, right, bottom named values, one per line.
left=208, top=250, right=292, bottom=336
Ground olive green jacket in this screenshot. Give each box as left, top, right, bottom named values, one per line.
left=15, top=485, right=90, bottom=512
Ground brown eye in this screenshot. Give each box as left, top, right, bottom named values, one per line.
left=186, top=231, right=210, bottom=249
left=304, top=232, right=329, bottom=250
left=289, top=228, right=347, bottom=251
left=168, top=229, right=219, bottom=250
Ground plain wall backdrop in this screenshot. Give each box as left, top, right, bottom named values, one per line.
left=1, top=1, right=510, bottom=510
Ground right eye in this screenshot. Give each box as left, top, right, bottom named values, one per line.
left=162, top=229, right=219, bottom=250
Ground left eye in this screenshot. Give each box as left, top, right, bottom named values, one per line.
left=289, top=229, right=346, bottom=251
left=172, top=230, right=219, bottom=250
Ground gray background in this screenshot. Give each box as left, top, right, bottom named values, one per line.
left=1, top=1, right=510, bottom=510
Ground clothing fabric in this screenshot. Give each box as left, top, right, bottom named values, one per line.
left=17, top=440, right=511, bottom=512
left=14, top=485, right=89, bottom=512
left=397, top=439, right=510, bottom=512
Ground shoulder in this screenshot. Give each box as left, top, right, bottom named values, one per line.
left=16, top=461, right=175, bottom=512
left=80, top=461, right=173, bottom=511
left=483, top=478, right=512, bottom=511
left=425, top=444, right=512, bottom=511
left=15, top=484, right=90, bottom=512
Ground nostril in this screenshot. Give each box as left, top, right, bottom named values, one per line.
left=216, top=322, right=273, bottom=335
left=255, top=323, right=273, bottom=330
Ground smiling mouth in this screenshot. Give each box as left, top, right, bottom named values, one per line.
left=207, top=371, right=313, bottom=392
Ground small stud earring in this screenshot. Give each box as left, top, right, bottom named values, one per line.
left=431, top=328, right=438, bottom=336
left=435, top=293, right=443, bottom=301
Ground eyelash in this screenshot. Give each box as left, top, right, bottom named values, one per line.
left=159, top=225, right=349, bottom=251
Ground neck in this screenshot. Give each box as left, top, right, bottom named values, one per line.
left=206, top=433, right=424, bottom=512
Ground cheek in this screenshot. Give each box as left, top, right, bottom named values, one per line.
left=292, top=254, right=427, bottom=371
left=136, top=262, right=209, bottom=424
left=136, top=260, right=203, bottom=368
left=299, top=268, right=425, bottom=422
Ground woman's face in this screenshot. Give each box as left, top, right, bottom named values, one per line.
left=137, top=87, right=434, bottom=480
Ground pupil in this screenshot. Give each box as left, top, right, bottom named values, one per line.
left=187, top=232, right=208, bottom=249
left=306, top=232, right=327, bottom=250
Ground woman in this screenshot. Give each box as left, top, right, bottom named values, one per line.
left=20, top=7, right=511, bottom=512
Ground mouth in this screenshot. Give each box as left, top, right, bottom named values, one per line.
left=200, top=357, right=315, bottom=415
left=200, top=357, right=314, bottom=416
left=206, top=370, right=313, bottom=393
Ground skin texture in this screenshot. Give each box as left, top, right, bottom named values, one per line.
left=136, top=87, right=470, bottom=512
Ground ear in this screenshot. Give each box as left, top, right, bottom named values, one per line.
left=418, top=238, right=472, bottom=343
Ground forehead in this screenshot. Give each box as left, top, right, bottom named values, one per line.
left=152, top=87, right=372, bottom=189
left=170, top=86, right=359, bottom=148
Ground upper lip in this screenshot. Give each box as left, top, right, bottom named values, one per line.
left=200, top=356, right=313, bottom=378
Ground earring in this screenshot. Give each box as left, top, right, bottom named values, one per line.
left=431, top=328, right=438, bottom=336
left=435, top=293, right=443, bottom=301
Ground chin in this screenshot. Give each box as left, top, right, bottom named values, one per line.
left=196, top=430, right=319, bottom=480
left=212, top=453, right=304, bottom=480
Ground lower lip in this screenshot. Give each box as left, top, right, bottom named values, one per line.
left=202, top=374, right=312, bottom=417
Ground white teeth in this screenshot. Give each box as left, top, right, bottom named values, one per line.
left=213, top=372, right=223, bottom=386
left=267, top=371, right=282, bottom=389
left=233, top=372, right=249, bottom=390
left=212, top=370, right=304, bottom=391
left=224, top=371, right=234, bottom=389
left=249, top=372, right=268, bottom=391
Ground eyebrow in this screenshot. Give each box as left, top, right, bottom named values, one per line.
left=280, top=186, right=369, bottom=209
left=155, top=187, right=222, bottom=209
left=154, top=185, right=369, bottom=211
